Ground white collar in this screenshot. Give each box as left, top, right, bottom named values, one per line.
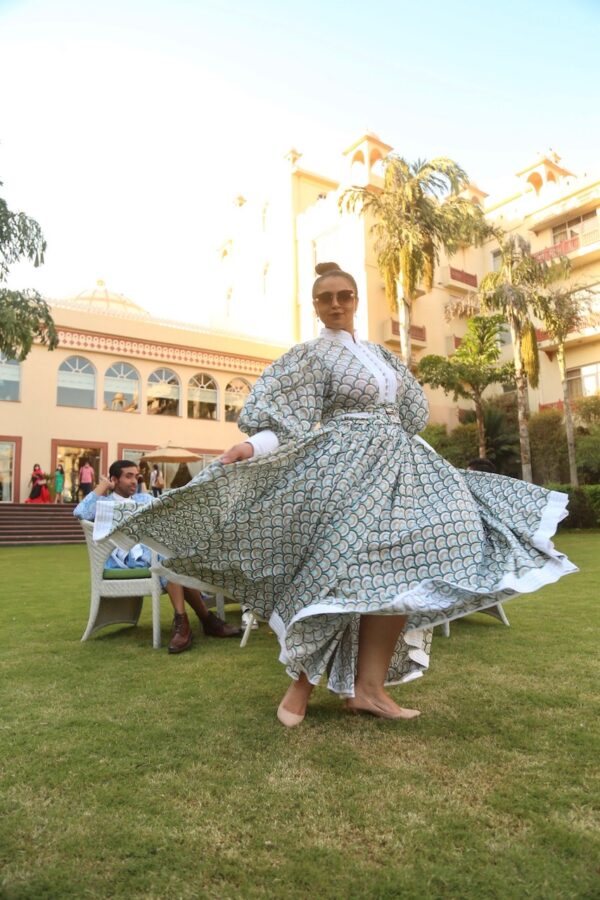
left=319, top=327, right=359, bottom=345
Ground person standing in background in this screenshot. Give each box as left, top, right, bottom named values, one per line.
left=150, top=464, right=164, bottom=498
left=78, top=459, right=95, bottom=497
left=54, top=464, right=65, bottom=503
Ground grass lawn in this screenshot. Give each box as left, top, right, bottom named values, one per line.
left=1, top=533, right=599, bottom=899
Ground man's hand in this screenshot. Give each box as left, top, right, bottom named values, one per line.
left=94, top=475, right=112, bottom=496
left=219, top=442, right=254, bottom=465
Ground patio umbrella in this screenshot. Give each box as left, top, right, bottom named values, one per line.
left=139, top=443, right=203, bottom=464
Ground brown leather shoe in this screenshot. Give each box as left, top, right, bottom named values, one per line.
left=168, top=613, right=193, bottom=653
left=201, top=611, right=242, bottom=638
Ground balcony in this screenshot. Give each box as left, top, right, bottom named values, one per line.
left=533, top=229, right=600, bottom=267
left=382, top=319, right=427, bottom=348
left=438, top=266, right=478, bottom=292
left=536, top=323, right=600, bottom=355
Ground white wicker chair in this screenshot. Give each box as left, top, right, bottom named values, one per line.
left=80, top=520, right=163, bottom=648
left=439, top=602, right=510, bottom=637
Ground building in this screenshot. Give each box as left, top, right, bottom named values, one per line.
left=0, top=283, right=286, bottom=502
left=2, top=134, right=599, bottom=503
left=214, top=133, right=600, bottom=424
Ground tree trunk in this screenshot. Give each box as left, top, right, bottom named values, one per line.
left=474, top=394, right=486, bottom=458
left=513, top=331, right=533, bottom=482
left=398, top=297, right=411, bottom=367
left=558, top=343, right=579, bottom=486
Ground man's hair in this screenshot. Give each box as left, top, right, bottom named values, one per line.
left=467, top=458, right=496, bottom=473
left=109, top=459, right=139, bottom=480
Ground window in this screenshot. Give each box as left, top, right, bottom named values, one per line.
left=0, top=355, right=20, bottom=402
left=188, top=373, right=218, bottom=420
left=104, top=362, right=140, bottom=412
left=147, top=368, right=180, bottom=416
left=224, top=377, right=251, bottom=423
left=0, top=440, right=17, bottom=502
left=566, top=362, right=600, bottom=400
left=491, top=250, right=502, bottom=272
left=552, top=211, right=598, bottom=246
left=57, top=356, right=96, bottom=408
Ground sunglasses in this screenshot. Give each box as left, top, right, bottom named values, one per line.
left=314, top=290, right=356, bottom=305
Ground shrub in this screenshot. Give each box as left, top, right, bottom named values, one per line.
left=418, top=422, right=479, bottom=468
left=575, top=427, right=600, bottom=483
left=545, top=482, right=599, bottom=528
left=419, top=423, right=451, bottom=454
left=575, top=393, right=600, bottom=427
left=529, top=409, right=569, bottom=485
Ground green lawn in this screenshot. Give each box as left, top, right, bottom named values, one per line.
left=1, top=534, right=599, bottom=899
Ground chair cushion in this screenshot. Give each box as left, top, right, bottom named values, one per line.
left=102, top=567, right=152, bottom=580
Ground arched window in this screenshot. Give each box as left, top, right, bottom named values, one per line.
left=188, top=373, right=218, bottom=420
left=104, top=362, right=140, bottom=412
left=0, top=354, right=20, bottom=402
left=147, top=368, right=180, bottom=416
left=224, top=377, right=251, bottom=423
left=351, top=150, right=366, bottom=183
left=57, top=356, right=96, bottom=408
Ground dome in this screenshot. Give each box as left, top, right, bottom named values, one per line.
left=67, top=280, right=150, bottom=318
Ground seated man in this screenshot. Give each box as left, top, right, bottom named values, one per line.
left=74, top=459, right=241, bottom=652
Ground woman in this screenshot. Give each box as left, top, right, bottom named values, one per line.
left=54, top=464, right=65, bottom=503
left=150, top=464, right=164, bottom=498
left=105, top=262, right=576, bottom=726
left=26, top=464, right=51, bottom=504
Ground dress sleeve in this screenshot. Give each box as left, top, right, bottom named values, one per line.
left=237, top=342, right=326, bottom=444
left=379, top=347, right=430, bottom=437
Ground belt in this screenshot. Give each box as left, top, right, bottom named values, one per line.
left=323, top=406, right=403, bottom=426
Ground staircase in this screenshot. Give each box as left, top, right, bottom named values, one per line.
left=0, top=504, right=85, bottom=546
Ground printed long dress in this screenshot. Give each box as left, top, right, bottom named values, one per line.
left=103, top=328, right=577, bottom=695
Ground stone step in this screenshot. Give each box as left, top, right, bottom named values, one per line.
left=0, top=503, right=85, bottom=546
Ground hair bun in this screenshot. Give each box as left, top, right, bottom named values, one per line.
left=315, top=261, right=342, bottom=276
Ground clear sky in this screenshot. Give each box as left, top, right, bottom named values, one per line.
left=1, top=0, right=598, bottom=323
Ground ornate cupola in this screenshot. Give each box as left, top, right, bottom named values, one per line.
left=343, top=132, right=393, bottom=187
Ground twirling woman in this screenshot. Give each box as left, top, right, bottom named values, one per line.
left=104, top=262, right=576, bottom=726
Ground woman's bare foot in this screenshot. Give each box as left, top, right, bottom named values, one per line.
left=277, top=675, right=314, bottom=727
left=346, top=687, right=420, bottom=720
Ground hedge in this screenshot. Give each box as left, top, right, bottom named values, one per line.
left=544, top=483, right=600, bottom=529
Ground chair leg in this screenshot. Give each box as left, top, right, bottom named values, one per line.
left=81, top=590, right=102, bottom=642
left=216, top=593, right=225, bottom=620
left=240, top=612, right=256, bottom=648
left=441, top=621, right=450, bottom=638
left=152, top=589, right=162, bottom=649
left=495, top=603, right=510, bottom=627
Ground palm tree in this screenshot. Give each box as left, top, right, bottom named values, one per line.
left=340, top=156, right=490, bottom=366
left=536, top=285, right=598, bottom=486
left=479, top=234, right=568, bottom=482
left=418, top=315, right=515, bottom=457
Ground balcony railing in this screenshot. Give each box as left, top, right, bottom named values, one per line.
left=532, top=229, right=600, bottom=264
left=389, top=320, right=427, bottom=343
left=449, top=266, right=478, bottom=288
left=533, top=236, right=579, bottom=262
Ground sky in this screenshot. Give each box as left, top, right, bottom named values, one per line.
left=1, top=0, right=599, bottom=324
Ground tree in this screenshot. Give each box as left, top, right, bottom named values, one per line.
left=0, top=181, right=56, bottom=360
left=340, top=155, right=490, bottom=365
left=536, top=286, right=598, bottom=486
left=479, top=234, right=568, bottom=482
left=462, top=404, right=520, bottom=475
left=418, top=315, right=514, bottom=458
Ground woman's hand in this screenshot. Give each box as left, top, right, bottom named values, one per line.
left=219, top=442, right=254, bottom=465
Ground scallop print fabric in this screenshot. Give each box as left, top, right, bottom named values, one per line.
left=105, top=328, right=577, bottom=696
